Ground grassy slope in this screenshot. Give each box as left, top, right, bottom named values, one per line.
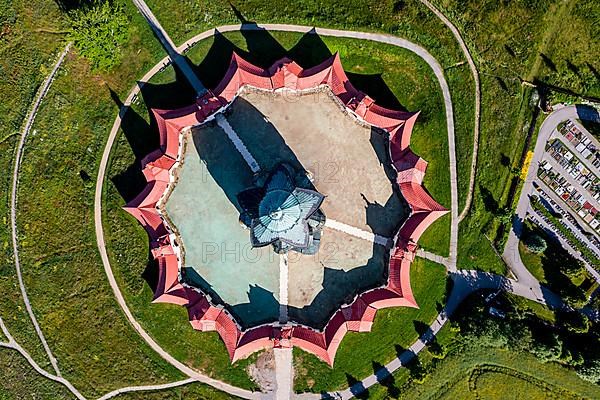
left=438, top=0, right=555, bottom=273
left=293, top=259, right=447, bottom=393
left=10, top=2, right=203, bottom=397
left=102, top=30, right=450, bottom=388
left=390, top=340, right=600, bottom=400
left=0, top=0, right=74, bottom=383
left=0, top=349, right=74, bottom=400
left=541, top=0, right=600, bottom=99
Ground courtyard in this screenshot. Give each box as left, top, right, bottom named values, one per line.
left=165, top=89, right=401, bottom=329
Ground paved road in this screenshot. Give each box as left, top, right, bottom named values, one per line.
left=504, top=105, right=600, bottom=290
left=550, top=128, right=600, bottom=178
left=416, top=249, right=450, bottom=267
left=9, top=43, right=72, bottom=377
left=529, top=209, right=599, bottom=281
left=542, top=155, right=600, bottom=212
left=535, top=178, right=600, bottom=259
left=132, top=0, right=206, bottom=95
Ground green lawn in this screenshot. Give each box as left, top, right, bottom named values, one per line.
left=0, top=349, right=75, bottom=400
left=0, top=0, right=71, bottom=372
left=386, top=338, right=600, bottom=400
left=293, top=258, right=447, bottom=393
left=519, top=241, right=546, bottom=283
left=3, top=0, right=599, bottom=398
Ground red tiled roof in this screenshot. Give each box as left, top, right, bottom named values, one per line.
left=126, top=51, right=446, bottom=367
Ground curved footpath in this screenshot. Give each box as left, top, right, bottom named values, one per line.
left=319, top=268, right=577, bottom=400
left=179, top=23, right=459, bottom=269
left=93, top=22, right=460, bottom=399
left=418, top=0, right=481, bottom=222
left=9, top=43, right=72, bottom=377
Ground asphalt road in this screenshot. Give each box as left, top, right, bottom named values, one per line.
left=503, top=105, right=600, bottom=288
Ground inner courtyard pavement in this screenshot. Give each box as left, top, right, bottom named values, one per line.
left=95, top=12, right=460, bottom=399
left=93, top=0, right=469, bottom=397
left=9, top=7, right=585, bottom=399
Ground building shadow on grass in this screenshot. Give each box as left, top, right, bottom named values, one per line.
left=113, top=26, right=416, bottom=329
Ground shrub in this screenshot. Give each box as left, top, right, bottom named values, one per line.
left=530, top=332, right=563, bottom=363
left=577, top=358, right=600, bottom=384
left=556, top=310, right=591, bottom=334
left=68, top=0, right=129, bottom=70
left=524, top=233, right=547, bottom=254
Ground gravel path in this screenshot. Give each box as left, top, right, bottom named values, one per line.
left=9, top=43, right=72, bottom=377
left=418, top=0, right=482, bottom=223
left=93, top=14, right=462, bottom=397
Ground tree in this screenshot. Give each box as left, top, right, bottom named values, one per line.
left=562, top=258, right=586, bottom=281
left=577, top=358, right=600, bottom=384
left=523, top=233, right=547, bottom=254
left=497, top=207, right=513, bottom=225
left=530, top=332, right=563, bottom=363
left=556, top=310, right=590, bottom=334
left=68, top=1, right=129, bottom=70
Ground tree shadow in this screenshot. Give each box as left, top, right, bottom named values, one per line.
left=586, top=62, right=600, bottom=84
left=346, top=373, right=369, bottom=399
left=372, top=361, right=400, bottom=398
left=495, top=76, right=509, bottom=92
left=54, top=0, right=88, bottom=11
left=566, top=60, right=581, bottom=77
left=479, top=184, right=499, bottom=214
left=504, top=44, right=516, bottom=58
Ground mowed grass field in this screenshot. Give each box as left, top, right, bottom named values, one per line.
left=104, top=30, right=451, bottom=390
left=381, top=335, right=600, bottom=400
left=2, top=0, right=600, bottom=398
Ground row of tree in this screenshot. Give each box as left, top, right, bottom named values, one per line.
left=453, top=291, right=600, bottom=384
